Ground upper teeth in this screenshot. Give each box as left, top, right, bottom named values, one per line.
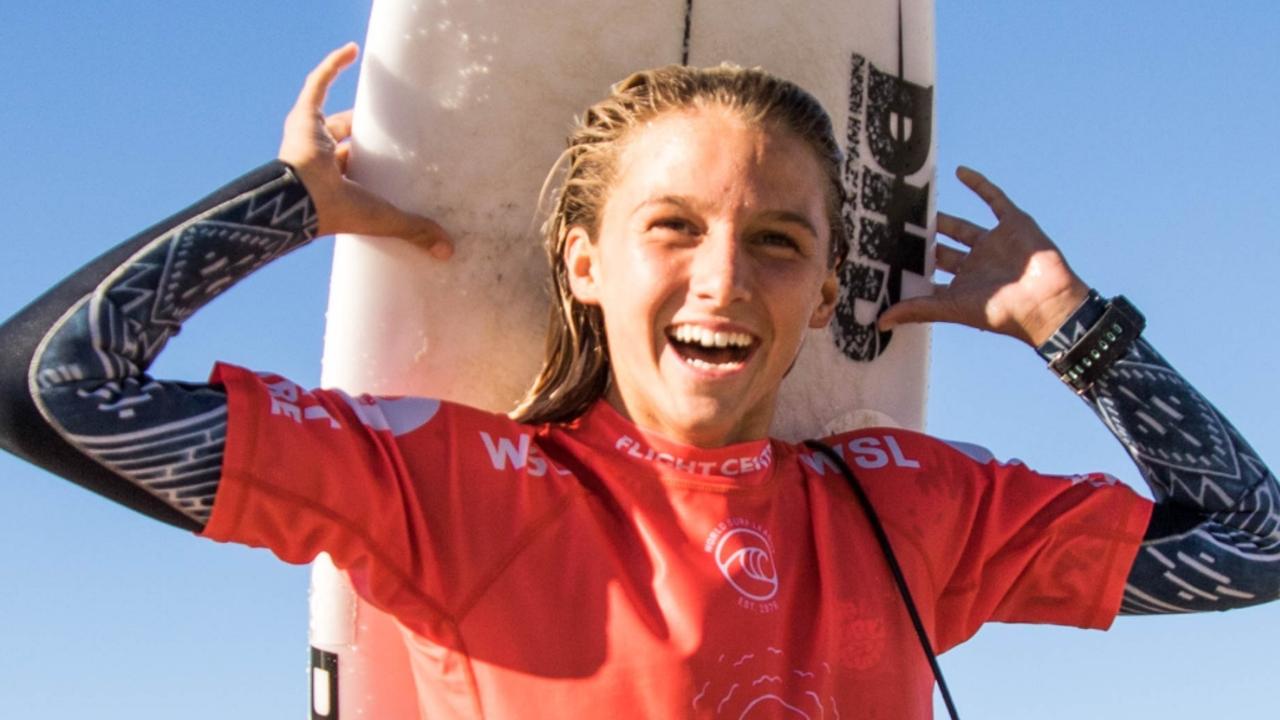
left=671, top=325, right=754, bottom=349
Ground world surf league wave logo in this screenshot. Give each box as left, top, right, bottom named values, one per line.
left=707, top=519, right=779, bottom=610
left=837, top=40, right=934, bottom=362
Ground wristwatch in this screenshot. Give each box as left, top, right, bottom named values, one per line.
left=1047, top=293, right=1146, bottom=394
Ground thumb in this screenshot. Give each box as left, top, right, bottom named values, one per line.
left=877, top=294, right=956, bottom=332
left=341, top=182, right=455, bottom=260
left=394, top=212, right=454, bottom=261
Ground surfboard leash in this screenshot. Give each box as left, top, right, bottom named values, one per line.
left=803, top=440, right=961, bottom=720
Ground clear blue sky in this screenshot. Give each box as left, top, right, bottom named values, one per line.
left=0, top=2, right=1276, bottom=718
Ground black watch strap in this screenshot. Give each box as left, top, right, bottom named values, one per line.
left=1047, top=294, right=1145, bottom=393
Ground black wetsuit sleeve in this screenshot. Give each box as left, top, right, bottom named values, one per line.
left=0, top=161, right=316, bottom=531
left=1037, top=295, right=1278, bottom=613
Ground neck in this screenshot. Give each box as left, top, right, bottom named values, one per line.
left=603, top=385, right=774, bottom=449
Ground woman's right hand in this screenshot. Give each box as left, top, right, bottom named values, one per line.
left=278, top=43, right=453, bottom=259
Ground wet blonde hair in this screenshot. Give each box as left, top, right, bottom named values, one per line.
left=511, top=64, right=848, bottom=425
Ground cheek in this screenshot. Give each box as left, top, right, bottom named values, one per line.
left=763, top=268, right=831, bottom=331
left=602, top=243, right=683, bottom=310
left=593, top=263, right=666, bottom=364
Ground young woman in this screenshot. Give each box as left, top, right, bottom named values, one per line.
left=0, top=44, right=1274, bottom=718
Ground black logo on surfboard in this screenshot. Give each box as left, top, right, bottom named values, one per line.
left=836, top=52, right=933, bottom=362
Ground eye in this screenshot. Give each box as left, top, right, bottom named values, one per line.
left=754, top=231, right=801, bottom=252
left=649, top=217, right=699, bottom=236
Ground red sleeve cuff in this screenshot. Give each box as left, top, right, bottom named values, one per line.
left=1090, top=494, right=1154, bottom=629
left=198, top=362, right=264, bottom=543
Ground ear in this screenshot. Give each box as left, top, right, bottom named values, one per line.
left=808, top=268, right=839, bottom=328
left=563, top=225, right=601, bottom=305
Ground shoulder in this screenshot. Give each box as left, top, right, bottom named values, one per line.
left=215, top=362, right=548, bottom=456
left=793, top=426, right=1121, bottom=497
left=797, top=427, right=988, bottom=475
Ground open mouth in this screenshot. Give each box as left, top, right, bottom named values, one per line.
left=666, top=324, right=758, bottom=370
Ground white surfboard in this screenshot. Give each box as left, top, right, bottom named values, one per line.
left=311, top=1, right=937, bottom=716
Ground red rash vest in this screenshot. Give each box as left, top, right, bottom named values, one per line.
left=202, top=363, right=1151, bottom=719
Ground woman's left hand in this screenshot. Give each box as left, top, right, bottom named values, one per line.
left=877, top=166, right=1090, bottom=348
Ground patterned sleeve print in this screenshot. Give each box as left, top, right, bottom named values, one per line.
left=23, top=162, right=316, bottom=527
left=1039, top=295, right=1279, bottom=613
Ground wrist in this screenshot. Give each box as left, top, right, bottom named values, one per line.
left=1036, top=291, right=1106, bottom=360
left=1023, top=277, right=1091, bottom=348
left=277, top=157, right=334, bottom=237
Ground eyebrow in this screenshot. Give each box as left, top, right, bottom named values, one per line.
left=631, top=195, right=697, bottom=216
left=631, top=196, right=820, bottom=237
left=755, top=210, right=820, bottom=238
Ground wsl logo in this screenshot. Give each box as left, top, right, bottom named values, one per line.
left=706, top=519, right=780, bottom=612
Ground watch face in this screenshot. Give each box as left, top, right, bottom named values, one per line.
left=1095, top=361, right=1238, bottom=483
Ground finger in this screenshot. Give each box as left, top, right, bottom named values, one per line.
left=325, top=110, right=355, bottom=142
left=334, top=142, right=351, bottom=174
left=344, top=183, right=455, bottom=259
left=936, top=211, right=985, bottom=247
left=956, top=166, right=1018, bottom=220
left=877, top=293, right=957, bottom=332
left=297, top=43, right=359, bottom=113
left=934, top=243, right=966, bottom=275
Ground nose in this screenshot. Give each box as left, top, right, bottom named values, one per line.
left=689, top=228, right=751, bottom=307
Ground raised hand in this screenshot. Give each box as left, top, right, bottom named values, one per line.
left=278, top=43, right=453, bottom=259
left=878, top=167, right=1090, bottom=347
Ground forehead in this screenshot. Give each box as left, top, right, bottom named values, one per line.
left=609, top=106, right=828, bottom=214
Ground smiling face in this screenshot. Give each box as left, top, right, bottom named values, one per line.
left=564, top=106, right=838, bottom=447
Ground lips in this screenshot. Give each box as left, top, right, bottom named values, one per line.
left=665, top=323, right=759, bottom=369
